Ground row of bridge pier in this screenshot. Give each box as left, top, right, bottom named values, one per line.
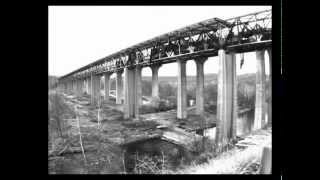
left=58, top=48, right=271, bottom=144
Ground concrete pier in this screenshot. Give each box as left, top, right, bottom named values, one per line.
left=195, top=57, right=207, bottom=116
left=77, top=79, right=81, bottom=96
left=87, top=77, right=91, bottom=95
left=104, top=73, right=110, bottom=103
left=72, top=80, right=75, bottom=93
left=83, top=79, right=86, bottom=94
left=116, top=70, right=123, bottom=104
left=135, top=66, right=142, bottom=118
left=254, top=50, right=266, bottom=130
left=151, top=64, right=161, bottom=99
left=216, top=50, right=237, bottom=144
left=177, top=59, right=187, bottom=119
left=90, top=74, right=100, bottom=105
left=267, top=48, right=272, bottom=125
left=124, top=67, right=136, bottom=119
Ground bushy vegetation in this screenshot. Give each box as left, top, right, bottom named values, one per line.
left=140, top=74, right=256, bottom=113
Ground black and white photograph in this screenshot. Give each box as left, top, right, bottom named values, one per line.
left=48, top=5, right=274, bottom=174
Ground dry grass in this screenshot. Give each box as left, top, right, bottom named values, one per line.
left=179, top=129, right=271, bottom=174
left=180, top=145, right=262, bottom=174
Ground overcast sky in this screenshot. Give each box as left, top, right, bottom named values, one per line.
left=49, top=6, right=271, bottom=77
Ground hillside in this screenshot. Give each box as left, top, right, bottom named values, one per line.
left=141, top=73, right=258, bottom=85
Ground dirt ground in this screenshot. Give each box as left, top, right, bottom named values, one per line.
left=49, top=92, right=208, bottom=174
left=48, top=91, right=267, bottom=174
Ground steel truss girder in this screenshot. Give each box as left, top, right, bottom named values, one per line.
left=59, top=9, right=271, bottom=81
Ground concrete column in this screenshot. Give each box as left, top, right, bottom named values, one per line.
left=78, top=79, right=81, bottom=94
left=116, top=70, right=123, bottom=104
left=254, top=50, right=266, bottom=130
left=195, top=57, right=207, bottom=116
left=71, top=80, right=74, bottom=93
left=69, top=81, right=72, bottom=93
left=69, top=81, right=71, bottom=93
left=87, top=77, right=91, bottom=95
left=80, top=79, right=83, bottom=94
left=124, top=67, right=136, bottom=119
left=84, top=79, right=87, bottom=94
left=267, top=48, right=272, bottom=125
left=73, top=80, right=76, bottom=94
left=177, top=59, right=187, bottom=119
left=215, top=50, right=237, bottom=145
left=135, top=66, right=142, bottom=118
left=75, top=80, right=79, bottom=96
left=70, top=81, right=72, bottom=93
left=90, top=74, right=99, bottom=106
left=82, top=79, right=85, bottom=93
left=77, top=79, right=82, bottom=96
left=151, top=64, right=161, bottom=98
left=98, top=76, right=102, bottom=102
left=104, top=73, right=111, bottom=103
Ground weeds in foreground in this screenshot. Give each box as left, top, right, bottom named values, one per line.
left=132, top=152, right=173, bottom=174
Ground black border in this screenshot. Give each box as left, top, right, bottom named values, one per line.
left=15, top=0, right=288, bottom=178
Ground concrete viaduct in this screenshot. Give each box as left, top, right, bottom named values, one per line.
left=58, top=9, right=272, bottom=145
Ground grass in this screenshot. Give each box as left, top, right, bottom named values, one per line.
left=49, top=89, right=270, bottom=174
left=180, top=145, right=263, bottom=174
left=49, top=91, right=126, bottom=174
left=179, top=129, right=271, bottom=174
